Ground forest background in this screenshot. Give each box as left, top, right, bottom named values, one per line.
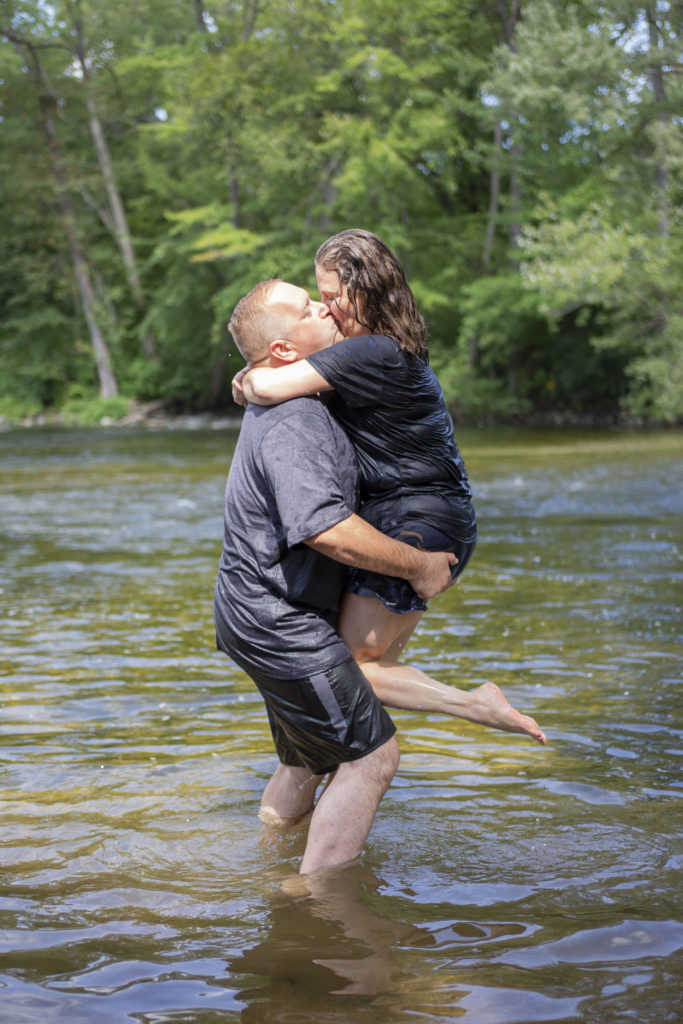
left=1, top=0, right=681, bottom=426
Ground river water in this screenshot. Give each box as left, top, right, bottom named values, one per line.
left=1, top=425, right=681, bottom=1024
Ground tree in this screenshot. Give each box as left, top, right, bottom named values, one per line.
left=69, top=0, right=156, bottom=358
left=0, top=0, right=680, bottom=420
left=451, top=0, right=682, bottom=420
left=2, top=12, right=119, bottom=397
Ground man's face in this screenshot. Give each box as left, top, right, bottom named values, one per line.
left=315, top=266, right=365, bottom=339
left=270, top=282, right=341, bottom=358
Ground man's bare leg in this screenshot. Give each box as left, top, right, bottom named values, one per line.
left=260, top=763, right=323, bottom=824
left=299, top=735, right=400, bottom=875
left=339, top=594, right=546, bottom=746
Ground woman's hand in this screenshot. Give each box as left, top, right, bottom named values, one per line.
left=231, top=367, right=249, bottom=408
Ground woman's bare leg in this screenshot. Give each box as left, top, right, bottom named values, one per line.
left=339, top=593, right=546, bottom=745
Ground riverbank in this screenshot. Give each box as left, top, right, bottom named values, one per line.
left=0, top=400, right=243, bottom=432
left=3, top=399, right=678, bottom=432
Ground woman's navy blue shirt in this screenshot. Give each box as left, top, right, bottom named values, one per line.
left=307, top=334, right=477, bottom=544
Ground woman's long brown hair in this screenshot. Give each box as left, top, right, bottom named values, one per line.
left=315, top=229, right=429, bottom=361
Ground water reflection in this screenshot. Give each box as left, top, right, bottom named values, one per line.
left=1, top=427, right=682, bottom=1023
left=231, top=864, right=409, bottom=1006
left=230, top=858, right=586, bottom=1023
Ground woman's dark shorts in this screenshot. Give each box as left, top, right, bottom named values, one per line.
left=247, top=656, right=396, bottom=776
left=349, top=521, right=476, bottom=615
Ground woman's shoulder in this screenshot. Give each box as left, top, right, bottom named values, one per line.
left=335, top=332, right=395, bottom=348
left=367, top=334, right=429, bottom=365
left=313, top=333, right=399, bottom=369
left=338, top=333, right=407, bottom=362
left=311, top=333, right=428, bottom=384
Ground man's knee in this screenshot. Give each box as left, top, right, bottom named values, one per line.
left=259, top=804, right=289, bottom=826
left=259, top=763, right=321, bottom=825
left=259, top=803, right=311, bottom=826
left=385, top=734, right=401, bottom=777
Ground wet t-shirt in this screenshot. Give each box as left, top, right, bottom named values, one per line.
left=213, top=396, right=359, bottom=679
left=307, top=334, right=477, bottom=543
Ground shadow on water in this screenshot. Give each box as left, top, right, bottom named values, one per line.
left=1, top=426, right=682, bottom=1023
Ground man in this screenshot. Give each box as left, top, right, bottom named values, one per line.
left=214, top=279, right=455, bottom=875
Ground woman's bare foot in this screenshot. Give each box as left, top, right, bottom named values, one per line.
left=471, top=682, right=547, bottom=745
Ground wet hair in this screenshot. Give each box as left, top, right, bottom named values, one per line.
left=228, top=279, right=286, bottom=364
left=315, top=229, right=428, bottom=361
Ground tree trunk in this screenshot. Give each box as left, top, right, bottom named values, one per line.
left=7, top=25, right=118, bottom=398
left=509, top=126, right=523, bottom=250
left=471, top=119, right=503, bottom=368
left=241, top=0, right=263, bottom=42
left=645, top=3, right=669, bottom=235
left=497, top=0, right=521, bottom=47
left=73, top=8, right=157, bottom=358
left=192, top=0, right=217, bottom=50
left=40, top=94, right=118, bottom=398
left=193, top=0, right=208, bottom=32
left=497, top=0, right=523, bottom=250
left=482, top=120, right=503, bottom=271
left=228, top=152, right=241, bottom=228
left=207, top=356, right=228, bottom=408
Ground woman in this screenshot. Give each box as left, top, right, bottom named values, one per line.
left=236, top=229, right=545, bottom=745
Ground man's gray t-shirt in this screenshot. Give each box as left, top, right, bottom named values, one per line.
left=213, top=396, right=359, bottom=679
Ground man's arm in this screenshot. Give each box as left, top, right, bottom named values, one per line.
left=305, top=513, right=456, bottom=602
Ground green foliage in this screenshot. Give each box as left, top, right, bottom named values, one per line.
left=0, top=394, right=43, bottom=423
left=62, top=394, right=132, bottom=425
left=521, top=198, right=683, bottom=421
left=434, top=274, right=551, bottom=419
left=1, top=0, right=681, bottom=421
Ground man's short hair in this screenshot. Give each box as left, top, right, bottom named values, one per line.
left=228, top=279, right=289, bottom=364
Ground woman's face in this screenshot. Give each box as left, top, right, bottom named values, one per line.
left=315, top=265, right=365, bottom=338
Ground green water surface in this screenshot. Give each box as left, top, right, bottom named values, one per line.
left=1, top=426, right=681, bottom=1024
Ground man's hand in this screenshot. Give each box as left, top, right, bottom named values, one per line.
left=306, top=514, right=457, bottom=604
left=409, top=550, right=457, bottom=601
left=231, top=367, right=249, bottom=408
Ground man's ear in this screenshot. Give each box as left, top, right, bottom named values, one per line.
left=269, top=338, right=299, bottom=363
